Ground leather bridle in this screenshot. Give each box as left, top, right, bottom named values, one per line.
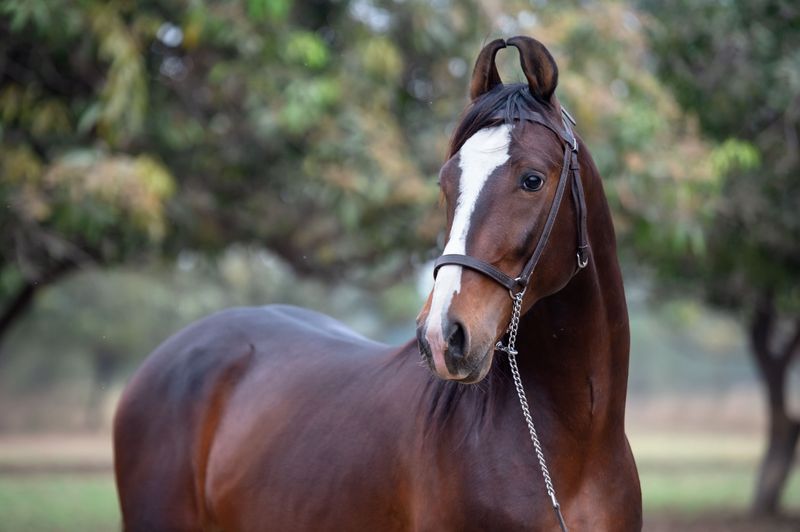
left=432, top=107, right=590, bottom=298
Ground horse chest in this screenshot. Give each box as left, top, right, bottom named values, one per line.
left=406, top=432, right=559, bottom=531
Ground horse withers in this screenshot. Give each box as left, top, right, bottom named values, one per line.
left=114, top=36, right=642, bottom=531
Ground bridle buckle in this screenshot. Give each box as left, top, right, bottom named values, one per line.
left=577, top=251, right=589, bottom=269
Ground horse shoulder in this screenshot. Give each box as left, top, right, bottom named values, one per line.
left=203, top=340, right=422, bottom=531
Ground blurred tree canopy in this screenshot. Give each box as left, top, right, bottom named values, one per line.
left=0, top=0, right=490, bottom=344
left=641, top=0, right=800, bottom=515
left=642, top=0, right=799, bottom=308
left=1, top=0, right=717, bottom=347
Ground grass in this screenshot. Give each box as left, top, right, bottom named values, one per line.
left=630, top=431, right=800, bottom=514
left=0, top=431, right=798, bottom=530
left=0, top=474, right=118, bottom=532
left=0, top=435, right=118, bottom=532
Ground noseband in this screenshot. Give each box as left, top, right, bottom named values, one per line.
left=432, top=107, right=589, bottom=297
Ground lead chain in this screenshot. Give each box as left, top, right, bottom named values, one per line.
left=496, top=291, right=568, bottom=532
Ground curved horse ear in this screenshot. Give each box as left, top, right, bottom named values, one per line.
left=469, top=38, right=507, bottom=101
left=506, top=36, right=559, bottom=104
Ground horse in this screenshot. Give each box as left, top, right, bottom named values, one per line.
left=114, top=36, right=642, bottom=531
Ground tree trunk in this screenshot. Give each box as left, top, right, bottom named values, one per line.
left=750, top=291, right=800, bottom=515
left=752, top=375, right=800, bottom=514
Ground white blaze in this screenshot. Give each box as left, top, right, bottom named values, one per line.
left=425, top=125, right=512, bottom=374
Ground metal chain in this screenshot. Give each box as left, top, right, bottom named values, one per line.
left=496, top=291, right=569, bottom=532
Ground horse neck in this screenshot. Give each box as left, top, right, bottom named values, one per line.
left=514, top=163, right=630, bottom=441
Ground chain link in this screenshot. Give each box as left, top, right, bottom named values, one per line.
left=496, top=291, right=568, bottom=532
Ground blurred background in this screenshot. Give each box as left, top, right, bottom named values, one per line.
left=0, top=0, right=798, bottom=530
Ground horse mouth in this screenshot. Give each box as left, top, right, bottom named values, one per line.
left=452, top=368, right=488, bottom=384
left=418, top=343, right=493, bottom=384
left=451, top=352, right=493, bottom=383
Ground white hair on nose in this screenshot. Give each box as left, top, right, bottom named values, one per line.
left=425, top=124, right=512, bottom=375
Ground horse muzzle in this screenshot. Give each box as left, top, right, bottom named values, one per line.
left=416, top=319, right=494, bottom=383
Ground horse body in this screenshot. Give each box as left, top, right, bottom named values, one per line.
left=115, top=35, right=642, bottom=531
left=116, top=303, right=637, bottom=531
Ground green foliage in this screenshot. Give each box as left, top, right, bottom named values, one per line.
left=490, top=1, right=719, bottom=273
left=247, top=0, right=291, bottom=23
left=89, top=4, right=149, bottom=141
left=0, top=2, right=458, bottom=343
left=0, top=0, right=730, bottom=306
left=0, top=144, right=174, bottom=292
left=284, top=31, right=330, bottom=69
left=1, top=0, right=762, bottom=394
left=2, top=0, right=748, bottom=396
left=641, top=0, right=800, bottom=313
left=710, top=139, right=760, bottom=177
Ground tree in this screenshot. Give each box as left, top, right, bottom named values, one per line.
left=639, top=0, right=800, bottom=514
left=1, top=0, right=717, bottom=355
left=0, top=0, right=494, bottom=349
left=2, top=0, right=723, bottom=358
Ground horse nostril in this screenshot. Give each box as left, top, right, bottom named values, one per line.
left=446, top=321, right=467, bottom=359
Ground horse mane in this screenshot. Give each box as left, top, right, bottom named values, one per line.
left=447, top=83, right=557, bottom=158
left=423, top=355, right=511, bottom=440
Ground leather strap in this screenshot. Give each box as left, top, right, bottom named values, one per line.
left=434, top=254, right=522, bottom=291
left=503, top=109, right=569, bottom=143
left=570, top=150, right=590, bottom=268
left=517, top=140, right=574, bottom=283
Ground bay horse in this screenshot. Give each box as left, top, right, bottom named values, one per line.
left=114, top=36, right=641, bottom=531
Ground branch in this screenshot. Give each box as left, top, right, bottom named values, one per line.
left=0, top=282, right=38, bottom=338
left=0, top=261, right=75, bottom=353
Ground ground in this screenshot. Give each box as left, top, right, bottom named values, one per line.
left=0, top=427, right=798, bottom=531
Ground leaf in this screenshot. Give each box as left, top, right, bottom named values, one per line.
left=77, top=102, right=102, bottom=135
left=247, top=0, right=290, bottom=23
left=284, top=31, right=330, bottom=70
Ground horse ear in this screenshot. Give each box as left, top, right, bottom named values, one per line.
left=506, top=36, right=558, bottom=103
left=469, top=38, right=506, bottom=101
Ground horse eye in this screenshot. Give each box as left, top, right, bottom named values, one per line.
left=521, top=173, right=544, bottom=192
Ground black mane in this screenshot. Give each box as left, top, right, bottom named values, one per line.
left=448, top=83, right=557, bottom=157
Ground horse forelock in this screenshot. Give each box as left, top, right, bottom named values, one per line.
left=447, top=83, right=557, bottom=158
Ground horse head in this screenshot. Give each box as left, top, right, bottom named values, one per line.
left=416, top=36, right=588, bottom=383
